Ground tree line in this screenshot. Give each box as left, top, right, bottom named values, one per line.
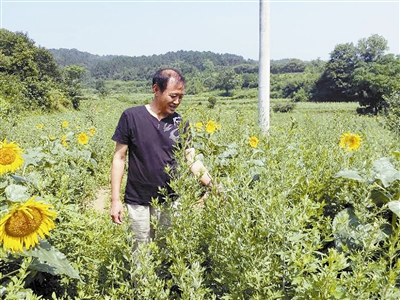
left=2, top=28, right=400, bottom=118
left=50, top=35, right=400, bottom=115
left=0, top=29, right=87, bottom=116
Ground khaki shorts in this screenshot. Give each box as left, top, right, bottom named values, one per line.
left=126, top=203, right=174, bottom=247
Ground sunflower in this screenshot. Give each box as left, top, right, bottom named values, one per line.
left=61, top=121, right=69, bottom=128
left=36, top=124, right=44, bottom=129
left=0, top=196, right=57, bottom=252
left=0, top=138, right=24, bottom=175
left=194, top=122, right=203, bottom=132
left=61, top=134, right=68, bottom=147
left=77, top=132, right=89, bottom=145
left=249, top=136, right=259, bottom=148
left=89, top=127, right=97, bottom=136
left=205, top=121, right=217, bottom=134
left=339, top=133, right=362, bottom=151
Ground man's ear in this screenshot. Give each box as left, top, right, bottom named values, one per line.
left=152, top=84, right=159, bottom=94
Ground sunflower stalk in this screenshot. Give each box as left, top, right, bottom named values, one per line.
left=2, top=268, right=22, bottom=279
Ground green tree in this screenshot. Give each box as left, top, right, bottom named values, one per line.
left=312, top=42, right=359, bottom=102
left=95, top=79, right=109, bottom=98
left=61, top=65, right=87, bottom=109
left=0, top=29, right=72, bottom=112
left=215, top=68, right=242, bottom=95
left=357, top=34, right=389, bottom=63
left=353, top=54, right=400, bottom=114
left=242, top=73, right=258, bottom=88
left=384, top=92, right=400, bottom=134
left=312, top=35, right=397, bottom=111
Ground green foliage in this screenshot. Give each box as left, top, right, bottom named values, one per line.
left=0, top=154, right=86, bottom=297
left=353, top=55, right=400, bottom=114
left=8, top=26, right=400, bottom=299
left=52, top=48, right=257, bottom=82
left=215, top=68, right=243, bottom=95
left=312, top=34, right=399, bottom=114
left=272, top=101, right=296, bottom=113
left=94, top=79, right=109, bottom=98
left=61, top=65, right=87, bottom=109
left=241, top=72, right=258, bottom=89
left=0, top=29, right=79, bottom=116
left=207, top=96, right=217, bottom=109
left=2, top=92, right=400, bottom=298
left=271, top=58, right=307, bottom=74
left=271, top=73, right=318, bottom=101
left=384, top=93, right=400, bottom=134
left=313, top=42, right=358, bottom=102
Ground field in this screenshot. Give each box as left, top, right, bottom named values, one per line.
left=1, top=90, right=400, bottom=299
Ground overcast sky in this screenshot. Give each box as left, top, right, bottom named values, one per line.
left=1, top=0, right=399, bottom=61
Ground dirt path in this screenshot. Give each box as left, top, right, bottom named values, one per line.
left=93, top=188, right=109, bottom=213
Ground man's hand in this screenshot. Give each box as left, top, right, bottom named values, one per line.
left=110, top=199, right=124, bottom=225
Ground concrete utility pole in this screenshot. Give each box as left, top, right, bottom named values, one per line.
left=258, top=0, right=270, bottom=132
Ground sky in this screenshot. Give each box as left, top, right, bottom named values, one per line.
left=0, top=0, right=399, bottom=61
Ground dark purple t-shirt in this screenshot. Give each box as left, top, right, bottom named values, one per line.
left=112, top=106, right=182, bottom=205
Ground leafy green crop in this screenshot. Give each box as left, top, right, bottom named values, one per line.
left=1, top=92, right=400, bottom=299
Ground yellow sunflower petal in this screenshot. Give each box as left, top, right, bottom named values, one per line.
left=206, top=121, right=217, bottom=134
left=0, top=138, right=24, bottom=175
left=339, top=132, right=362, bottom=151
left=77, top=132, right=89, bottom=145
left=0, top=196, right=57, bottom=252
left=249, top=136, right=259, bottom=148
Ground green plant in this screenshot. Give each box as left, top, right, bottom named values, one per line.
left=384, top=93, right=400, bottom=134
left=207, top=96, right=217, bottom=109
left=272, top=101, right=296, bottom=113
left=2, top=92, right=400, bottom=298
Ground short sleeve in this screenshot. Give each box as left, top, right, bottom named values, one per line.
left=112, top=111, right=130, bottom=145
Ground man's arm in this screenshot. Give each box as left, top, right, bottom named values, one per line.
left=110, top=142, right=128, bottom=224
left=185, top=147, right=213, bottom=187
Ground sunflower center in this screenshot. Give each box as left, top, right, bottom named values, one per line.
left=5, top=208, right=43, bottom=237
left=0, top=148, right=17, bottom=165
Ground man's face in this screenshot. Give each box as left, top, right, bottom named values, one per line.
left=153, top=78, right=184, bottom=115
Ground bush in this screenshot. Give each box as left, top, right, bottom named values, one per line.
left=272, top=101, right=296, bottom=113
left=384, top=93, right=400, bottom=134
left=207, top=96, right=217, bottom=108
left=0, top=29, right=78, bottom=114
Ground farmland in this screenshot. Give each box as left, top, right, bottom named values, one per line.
left=2, top=89, right=400, bottom=299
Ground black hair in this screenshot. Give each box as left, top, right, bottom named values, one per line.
left=152, top=68, right=185, bottom=93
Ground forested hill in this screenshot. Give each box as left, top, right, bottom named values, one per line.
left=48, top=48, right=258, bottom=81
left=48, top=48, right=112, bottom=70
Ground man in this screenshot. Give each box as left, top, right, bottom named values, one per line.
left=110, top=68, right=213, bottom=246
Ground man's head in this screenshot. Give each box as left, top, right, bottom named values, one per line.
left=152, top=68, right=185, bottom=116
left=152, top=68, right=185, bottom=93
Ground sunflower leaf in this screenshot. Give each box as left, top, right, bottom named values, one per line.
left=334, top=170, right=364, bottom=182
left=372, top=158, right=400, bottom=188
left=373, top=157, right=395, bottom=173
left=371, top=189, right=391, bottom=205
left=25, top=240, right=80, bottom=279
left=218, top=148, right=238, bottom=159
left=10, top=174, right=28, bottom=183
left=249, top=159, right=265, bottom=167
left=5, top=184, right=30, bottom=201
left=388, top=201, right=400, bottom=218
left=21, top=147, right=46, bottom=167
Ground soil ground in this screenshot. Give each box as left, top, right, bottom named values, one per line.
left=93, top=188, right=109, bottom=213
